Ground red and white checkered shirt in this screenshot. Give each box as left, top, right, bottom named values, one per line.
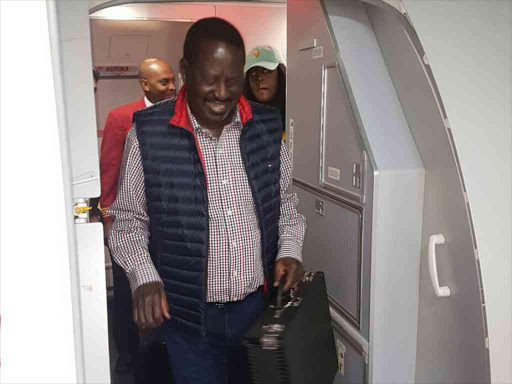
left=109, top=104, right=306, bottom=302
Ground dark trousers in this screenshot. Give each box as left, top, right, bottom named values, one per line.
left=112, top=257, right=139, bottom=356
left=161, top=287, right=265, bottom=384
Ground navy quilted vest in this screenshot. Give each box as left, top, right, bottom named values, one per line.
left=134, top=98, right=282, bottom=335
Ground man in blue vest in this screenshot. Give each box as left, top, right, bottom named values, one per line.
left=109, top=17, right=306, bottom=384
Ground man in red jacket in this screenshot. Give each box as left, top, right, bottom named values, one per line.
left=99, top=57, right=176, bottom=374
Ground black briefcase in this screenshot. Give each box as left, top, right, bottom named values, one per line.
left=244, top=272, right=337, bottom=384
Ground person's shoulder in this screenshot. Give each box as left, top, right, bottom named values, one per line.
left=245, top=101, right=282, bottom=138
left=248, top=100, right=280, bottom=120
left=109, top=98, right=145, bottom=118
left=133, top=97, right=177, bottom=121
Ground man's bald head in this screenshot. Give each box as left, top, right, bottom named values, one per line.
left=138, top=58, right=176, bottom=104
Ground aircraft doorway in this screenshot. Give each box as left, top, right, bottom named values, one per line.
left=50, top=1, right=287, bottom=382
left=46, top=0, right=493, bottom=383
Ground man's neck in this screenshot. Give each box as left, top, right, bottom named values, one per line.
left=205, top=126, right=224, bottom=138
left=187, top=103, right=235, bottom=137
left=144, top=96, right=154, bottom=107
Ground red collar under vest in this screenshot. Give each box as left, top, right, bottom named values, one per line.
left=169, top=85, right=253, bottom=133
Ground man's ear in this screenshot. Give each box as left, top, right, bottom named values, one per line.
left=140, top=78, right=149, bottom=92
left=179, top=58, right=186, bottom=83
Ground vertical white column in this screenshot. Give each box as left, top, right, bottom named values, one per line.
left=0, top=1, right=78, bottom=382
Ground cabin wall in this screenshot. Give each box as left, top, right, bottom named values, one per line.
left=89, top=2, right=287, bottom=60
left=91, top=19, right=192, bottom=133
left=90, top=2, right=286, bottom=135
left=217, top=4, right=286, bottom=62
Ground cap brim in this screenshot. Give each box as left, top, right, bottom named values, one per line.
left=244, top=61, right=279, bottom=74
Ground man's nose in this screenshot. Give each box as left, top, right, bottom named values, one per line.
left=214, top=81, right=229, bottom=101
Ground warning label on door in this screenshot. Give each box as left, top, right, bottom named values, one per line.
left=313, top=46, right=324, bottom=59
left=328, top=166, right=341, bottom=181
left=337, top=339, right=347, bottom=375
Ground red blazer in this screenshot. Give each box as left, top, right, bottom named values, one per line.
left=99, top=97, right=146, bottom=221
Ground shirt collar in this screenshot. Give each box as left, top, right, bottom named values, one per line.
left=186, top=101, right=242, bottom=134
left=144, top=96, right=153, bottom=108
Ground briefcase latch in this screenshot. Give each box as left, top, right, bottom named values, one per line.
left=289, top=288, right=303, bottom=307
left=260, top=324, right=285, bottom=350
left=273, top=289, right=303, bottom=319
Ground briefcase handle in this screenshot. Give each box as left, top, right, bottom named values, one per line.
left=275, top=274, right=287, bottom=310
left=273, top=274, right=303, bottom=319
left=275, top=272, right=316, bottom=311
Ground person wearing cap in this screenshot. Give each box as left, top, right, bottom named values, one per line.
left=243, top=45, right=287, bottom=138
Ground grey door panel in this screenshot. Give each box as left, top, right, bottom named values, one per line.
left=289, top=0, right=486, bottom=382
left=296, top=185, right=365, bottom=331
left=320, top=63, right=367, bottom=204
left=363, top=3, right=489, bottom=383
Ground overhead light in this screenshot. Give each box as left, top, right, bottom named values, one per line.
left=90, top=5, right=138, bottom=20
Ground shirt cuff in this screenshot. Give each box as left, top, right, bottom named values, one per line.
left=126, top=262, right=163, bottom=295
left=276, top=239, right=303, bottom=263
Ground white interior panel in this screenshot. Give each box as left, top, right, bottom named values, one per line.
left=60, top=36, right=101, bottom=198
left=76, top=224, right=110, bottom=384
left=108, top=34, right=150, bottom=59
left=1, top=2, right=79, bottom=382
left=91, top=3, right=216, bottom=21
left=216, top=3, right=286, bottom=58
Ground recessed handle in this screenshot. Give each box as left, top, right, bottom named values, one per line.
left=428, top=234, right=451, bottom=297
left=299, top=38, right=317, bottom=51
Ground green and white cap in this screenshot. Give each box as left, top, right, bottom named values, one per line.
left=244, top=45, right=282, bottom=74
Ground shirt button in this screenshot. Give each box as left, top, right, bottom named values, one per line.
left=226, top=209, right=233, bottom=216
left=232, top=241, right=238, bottom=248
left=222, top=179, right=228, bottom=185
left=234, top=270, right=238, bottom=277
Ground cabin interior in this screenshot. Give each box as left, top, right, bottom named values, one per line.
left=0, top=1, right=510, bottom=383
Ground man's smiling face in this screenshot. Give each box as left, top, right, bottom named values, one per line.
left=185, top=39, right=245, bottom=130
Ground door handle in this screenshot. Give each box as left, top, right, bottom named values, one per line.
left=428, top=234, right=451, bottom=297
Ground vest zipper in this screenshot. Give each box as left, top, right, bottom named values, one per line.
left=239, top=129, right=268, bottom=290
left=198, top=135, right=209, bottom=338
left=203, top=203, right=209, bottom=337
